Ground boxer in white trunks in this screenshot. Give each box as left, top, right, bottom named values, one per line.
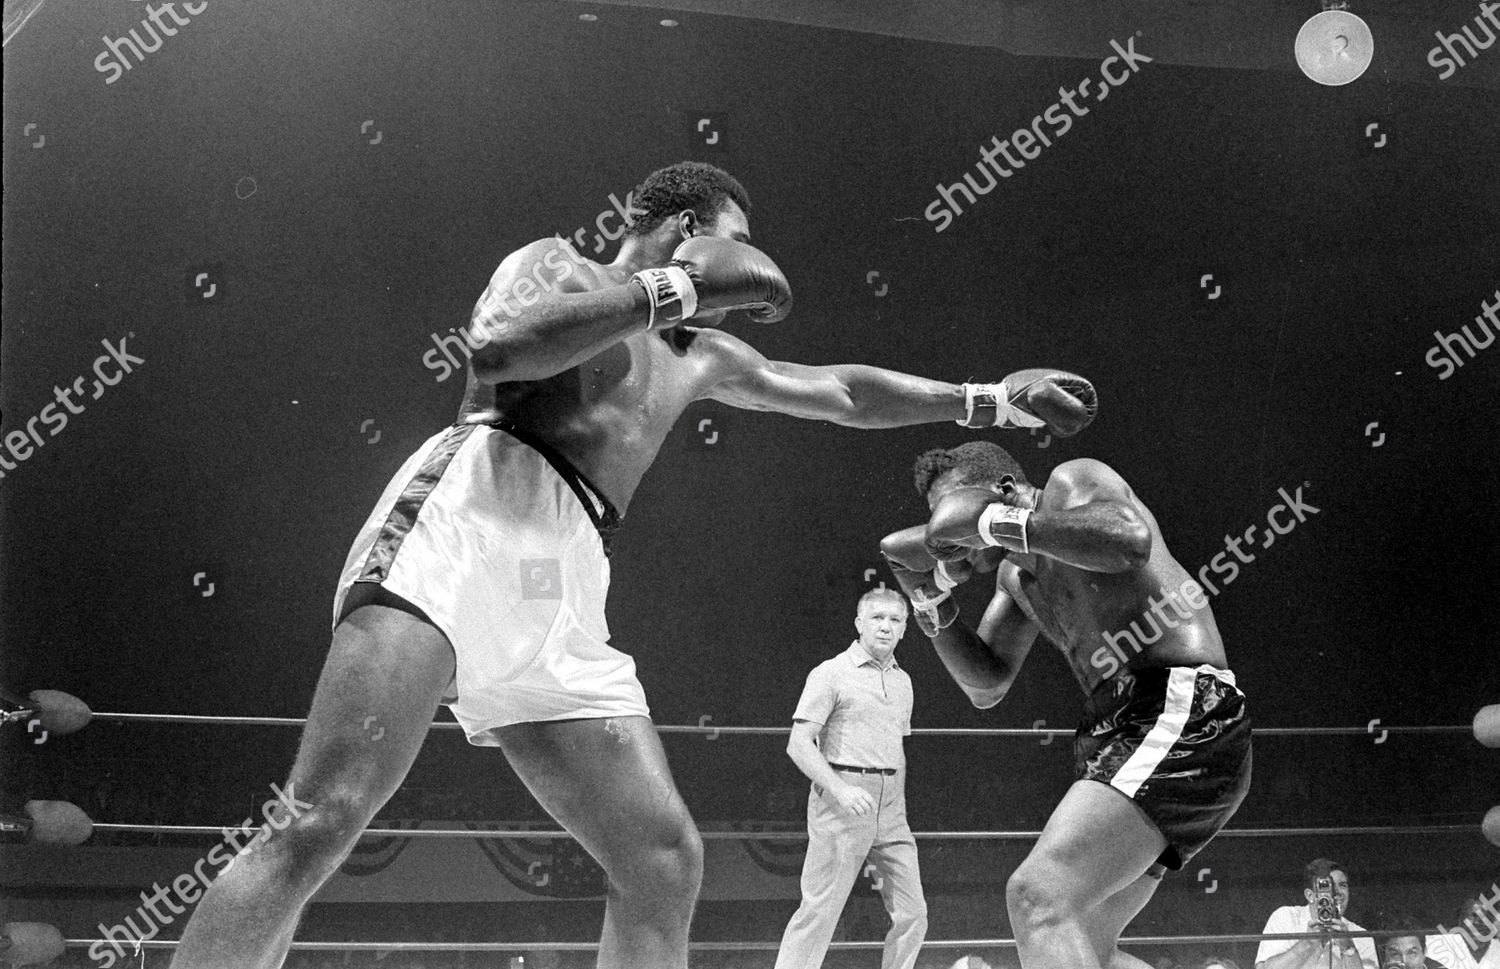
left=169, top=161, right=1098, bottom=969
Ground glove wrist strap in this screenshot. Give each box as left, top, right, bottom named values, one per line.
left=956, top=383, right=999, bottom=428
left=978, top=503, right=1031, bottom=554
left=957, top=380, right=1047, bottom=429
left=908, top=583, right=957, bottom=638
left=632, top=266, right=697, bottom=331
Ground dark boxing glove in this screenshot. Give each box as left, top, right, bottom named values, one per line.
left=632, top=236, right=792, bottom=330
left=957, top=368, right=1098, bottom=437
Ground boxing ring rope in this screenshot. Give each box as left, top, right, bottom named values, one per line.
left=56, top=929, right=1460, bottom=953
left=78, top=710, right=1484, bottom=840
left=90, top=822, right=1480, bottom=840
left=24, top=706, right=1490, bottom=962
left=89, top=711, right=1472, bottom=737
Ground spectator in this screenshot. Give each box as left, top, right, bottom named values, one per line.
left=1382, top=917, right=1450, bottom=969
left=1428, top=890, right=1500, bottom=969
left=1256, top=858, right=1377, bottom=969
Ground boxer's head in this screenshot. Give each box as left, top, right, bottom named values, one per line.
left=913, top=441, right=1031, bottom=511
left=626, top=161, right=751, bottom=244
left=622, top=161, right=751, bottom=326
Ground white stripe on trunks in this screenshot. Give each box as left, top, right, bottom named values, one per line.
left=1110, top=666, right=1198, bottom=799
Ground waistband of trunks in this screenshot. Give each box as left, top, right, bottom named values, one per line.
left=1083, top=663, right=1239, bottom=721
left=457, top=417, right=623, bottom=551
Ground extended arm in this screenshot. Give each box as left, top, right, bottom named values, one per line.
left=711, top=356, right=968, bottom=429
left=704, top=335, right=1096, bottom=435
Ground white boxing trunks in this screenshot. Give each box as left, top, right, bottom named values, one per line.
left=331, top=419, right=649, bottom=744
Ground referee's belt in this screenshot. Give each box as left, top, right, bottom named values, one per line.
left=829, top=763, right=897, bottom=776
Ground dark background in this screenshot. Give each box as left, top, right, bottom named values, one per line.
left=2, top=0, right=1497, bottom=957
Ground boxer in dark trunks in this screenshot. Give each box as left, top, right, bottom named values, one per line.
left=880, top=441, right=1252, bottom=969
left=169, top=163, right=1097, bottom=969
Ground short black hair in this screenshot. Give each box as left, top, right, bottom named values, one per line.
left=1381, top=916, right=1427, bottom=951
left=913, top=441, right=1028, bottom=497
left=1302, top=858, right=1347, bottom=891
left=624, top=161, right=750, bottom=237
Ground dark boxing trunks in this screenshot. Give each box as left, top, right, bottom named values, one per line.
left=1075, top=664, right=1252, bottom=871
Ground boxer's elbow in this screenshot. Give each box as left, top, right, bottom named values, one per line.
left=470, top=333, right=552, bottom=384
left=880, top=527, right=929, bottom=567
left=1116, top=515, right=1152, bottom=569
left=469, top=347, right=512, bottom=384
left=967, top=684, right=1006, bottom=710
left=1092, top=508, right=1151, bottom=571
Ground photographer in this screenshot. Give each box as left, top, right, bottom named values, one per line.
left=1255, top=859, right=1377, bottom=969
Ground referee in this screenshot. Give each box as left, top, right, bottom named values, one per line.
left=774, top=587, right=928, bottom=969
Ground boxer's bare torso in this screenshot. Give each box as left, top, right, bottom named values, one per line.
left=991, top=462, right=1227, bottom=694
left=457, top=236, right=764, bottom=513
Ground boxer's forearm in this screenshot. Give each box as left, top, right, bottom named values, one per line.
left=816, top=365, right=966, bottom=428
left=470, top=284, right=651, bottom=384
left=890, top=562, right=1008, bottom=706
left=1024, top=503, right=1151, bottom=573
left=929, top=622, right=1010, bottom=708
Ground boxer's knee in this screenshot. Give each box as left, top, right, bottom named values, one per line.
left=255, top=790, right=372, bottom=887
left=1006, top=864, right=1074, bottom=937
left=608, top=808, right=703, bottom=910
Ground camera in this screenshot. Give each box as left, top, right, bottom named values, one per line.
left=1312, top=875, right=1339, bottom=928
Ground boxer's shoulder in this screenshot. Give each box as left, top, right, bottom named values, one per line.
left=681, top=326, right=770, bottom=385
left=491, top=235, right=611, bottom=293
left=1042, top=459, right=1132, bottom=508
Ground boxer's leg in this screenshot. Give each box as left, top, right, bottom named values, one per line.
left=1090, top=873, right=1162, bottom=969
left=171, top=585, right=455, bottom=969
left=1006, top=780, right=1166, bottom=969
left=498, top=715, right=703, bottom=969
